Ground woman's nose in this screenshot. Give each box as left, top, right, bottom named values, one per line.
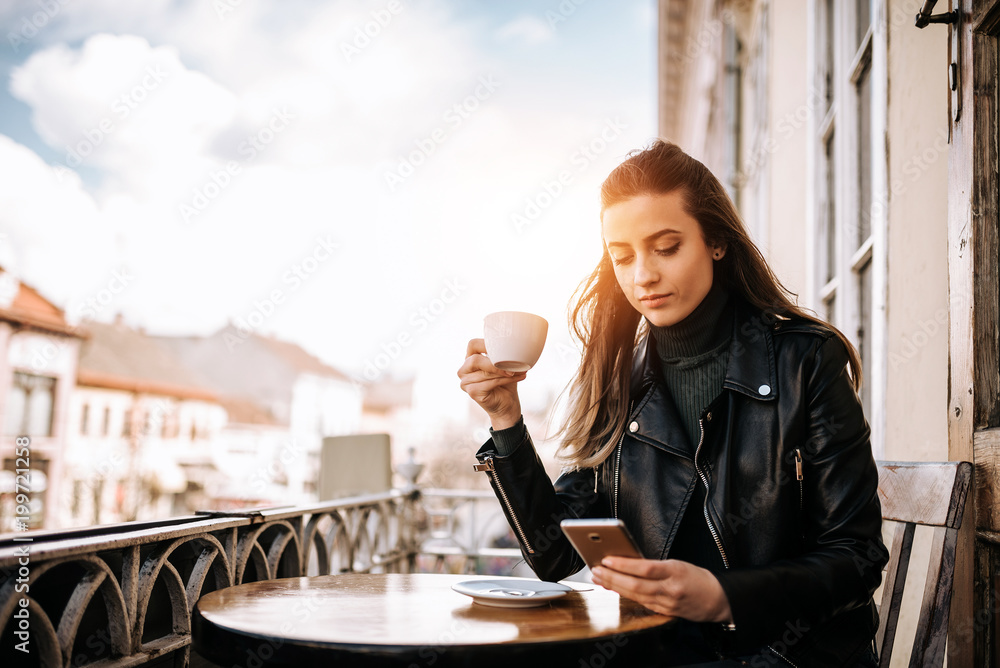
left=633, top=255, right=657, bottom=286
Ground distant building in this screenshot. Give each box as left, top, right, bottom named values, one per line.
left=0, top=267, right=84, bottom=530
left=155, top=325, right=363, bottom=504
left=69, top=316, right=225, bottom=526
left=0, top=274, right=392, bottom=530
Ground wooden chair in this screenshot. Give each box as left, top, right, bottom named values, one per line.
left=875, top=460, right=973, bottom=667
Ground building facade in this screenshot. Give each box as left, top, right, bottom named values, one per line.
left=658, top=0, right=951, bottom=464
left=657, top=0, right=998, bottom=664
left=0, top=268, right=83, bottom=530
left=68, top=318, right=227, bottom=527
left=155, top=326, right=365, bottom=504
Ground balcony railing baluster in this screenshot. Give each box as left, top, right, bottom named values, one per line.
left=0, top=488, right=522, bottom=667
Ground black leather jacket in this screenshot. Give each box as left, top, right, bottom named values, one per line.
left=475, top=300, right=888, bottom=667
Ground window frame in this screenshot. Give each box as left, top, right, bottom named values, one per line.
left=80, top=403, right=90, bottom=437
left=4, top=371, right=57, bottom=438
left=807, top=0, right=888, bottom=457
left=740, top=1, right=771, bottom=249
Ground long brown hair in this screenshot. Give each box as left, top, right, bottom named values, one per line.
left=554, top=139, right=862, bottom=469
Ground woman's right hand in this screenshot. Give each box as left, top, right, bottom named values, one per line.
left=458, top=338, right=527, bottom=431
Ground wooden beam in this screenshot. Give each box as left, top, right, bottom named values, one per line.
left=974, top=428, right=1000, bottom=530
left=971, top=13, right=1000, bottom=430
left=948, top=1, right=977, bottom=664
left=973, top=540, right=998, bottom=668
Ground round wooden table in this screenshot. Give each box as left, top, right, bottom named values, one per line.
left=192, top=573, right=676, bottom=667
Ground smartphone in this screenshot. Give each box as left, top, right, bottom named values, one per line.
left=559, top=518, right=643, bottom=570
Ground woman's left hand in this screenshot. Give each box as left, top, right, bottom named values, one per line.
left=591, top=557, right=733, bottom=623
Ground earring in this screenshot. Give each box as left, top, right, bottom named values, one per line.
left=714, top=252, right=722, bottom=259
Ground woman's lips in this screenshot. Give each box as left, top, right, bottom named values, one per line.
left=638, top=293, right=671, bottom=308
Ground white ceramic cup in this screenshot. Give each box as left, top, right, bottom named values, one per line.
left=483, top=311, right=548, bottom=372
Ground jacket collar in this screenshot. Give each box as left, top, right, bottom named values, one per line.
left=630, top=297, right=778, bottom=403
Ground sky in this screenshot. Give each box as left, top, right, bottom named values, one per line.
left=0, top=0, right=658, bottom=428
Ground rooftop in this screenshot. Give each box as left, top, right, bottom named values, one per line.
left=77, top=319, right=218, bottom=401
left=0, top=267, right=81, bottom=336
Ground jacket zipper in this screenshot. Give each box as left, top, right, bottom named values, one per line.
left=767, top=646, right=802, bottom=668
left=474, top=455, right=535, bottom=554
left=613, top=430, right=625, bottom=518
left=613, top=401, right=633, bottom=519
left=794, top=448, right=804, bottom=511
left=764, top=449, right=804, bottom=668
left=693, top=415, right=730, bottom=569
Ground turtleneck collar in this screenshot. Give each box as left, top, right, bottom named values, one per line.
left=649, top=281, right=733, bottom=360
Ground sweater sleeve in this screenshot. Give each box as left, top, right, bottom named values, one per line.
left=489, top=416, right=527, bottom=456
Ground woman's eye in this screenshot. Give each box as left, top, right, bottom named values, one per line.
left=656, top=245, right=680, bottom=257
left=610, top=255, right=632, bottom=266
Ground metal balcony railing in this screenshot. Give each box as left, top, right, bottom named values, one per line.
left=0, top=488, right=521, bottom=667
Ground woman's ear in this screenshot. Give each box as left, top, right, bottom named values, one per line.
left=712, top=244, right=727, bottom=260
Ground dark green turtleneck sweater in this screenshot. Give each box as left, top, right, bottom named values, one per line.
left=649, top=281, right=733, bottom=449
left=652, top=282, right=733, bottom=573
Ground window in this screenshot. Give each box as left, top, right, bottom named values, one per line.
left=161, top=408, right=180, bottom=439
left=144, top=410, right=158, bottom=437
left=722, top=22, right=743, bottom=208
left=811, top=0, right=886, bottom=452
left=820, top=130, right=837, bottom=324
left=2, top=457, right=49, bottom=530
left=740, top=3, right=771, bottom=247
left=4, top=372, right=56, bottom=437
left=102, top=406, right=111, bottom=436
left=80, top=403, right=90, bottom=436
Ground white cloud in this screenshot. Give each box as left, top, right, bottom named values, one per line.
left=0, top=134, right=119, bottom=318
left=11, top=34, right=238, bottom=195
left=495, top=15, right=554, bottom=45
left=0, top=0, right=655, bottom=419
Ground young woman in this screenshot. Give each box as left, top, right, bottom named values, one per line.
left=458, top=140, right=887, bottom=667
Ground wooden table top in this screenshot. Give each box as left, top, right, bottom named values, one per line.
left=192, top=573, right=675, bottom=666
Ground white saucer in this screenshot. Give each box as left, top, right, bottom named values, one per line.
left=451, top=578, right=572, bottom=608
